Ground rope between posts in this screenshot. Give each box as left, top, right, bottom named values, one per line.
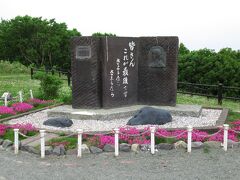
left=23, top=137, right=41, bottom=146
left=18, top=132, right=30, bottom=138
left=192, top=129, right=223, bottom=138
left=229, top=129, right=240, bottom=134
left=58, top=133, right=77, bottom=138
left=119, top=130, right=150, bottom=137
left=45, top=131, right=77, bottom=139
left=155, top=130, right=187, bottom=139
left=83, top=131, right=113, bottom=136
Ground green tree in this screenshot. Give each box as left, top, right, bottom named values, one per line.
left=178, top=44, right=240, bottom=97
left=92, top=32, right=116, bottom=37
left=0, top=16, right=81, bottom=70
left=179, top=43, right=190, bottom=55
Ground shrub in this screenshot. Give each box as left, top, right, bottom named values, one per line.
left=0, top=60, right=29, bottom=75
left=33, top=72, right=63, bottom=99
left=58, top=86, right=72, bottom=104
left=12, top=102, right=33, bottom=113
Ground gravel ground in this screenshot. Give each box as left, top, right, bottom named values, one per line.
left=0, top=148, right=240, bottom=180
left=7, top=109, right=222, bottom=132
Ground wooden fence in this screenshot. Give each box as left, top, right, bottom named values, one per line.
left=177, top=82, right=240, bottom=105
left=30, top=68, right=71, bottom=86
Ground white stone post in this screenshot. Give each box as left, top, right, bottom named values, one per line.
left=187, top=126, right=193, bottom=153
left=19, top=91, right=23, bottom=103
left=77, top=129, right=83, bottom=158
left=40, top=130, right=45, bottom=158
left=30, top=89, right=33, bottom=99
left=114, top=128, right=119, bottom=157
left=14, top=129, right=19, bottom=154
left=223, top=124, right=229, bottom=151
left=4, top=94, right=8, bottom=107
left=150, top=127, right=156, bottom=155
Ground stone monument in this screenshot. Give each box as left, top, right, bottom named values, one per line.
left=71, top=36, right=179, bottom=109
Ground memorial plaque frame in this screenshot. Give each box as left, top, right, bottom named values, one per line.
left=71, top=36, right=179, bottom=109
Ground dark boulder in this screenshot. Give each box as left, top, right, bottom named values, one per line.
left=127, top=107, right=172, bottom=125
left=43, top=117, right=73, bottom=128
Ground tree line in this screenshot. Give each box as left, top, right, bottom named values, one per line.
left=0, top=16, right=239, bottom=89
left=178, top=43, right=240, bottom=88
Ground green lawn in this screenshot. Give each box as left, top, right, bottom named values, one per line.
left=0, top=74, right=40, bottom=100
left=177, top=94, right=240, bottom=112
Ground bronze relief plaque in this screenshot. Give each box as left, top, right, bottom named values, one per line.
left=148, top=46, right=166, bottom=68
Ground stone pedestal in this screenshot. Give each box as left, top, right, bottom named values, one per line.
left=47, top=104, right=202, bottom=121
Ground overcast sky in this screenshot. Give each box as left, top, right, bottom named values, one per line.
left=1, top=0, right=239, bottom=51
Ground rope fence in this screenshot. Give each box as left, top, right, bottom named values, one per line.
left=12, top=124, right=238, bottom=158
left=2, top=89, right=34, bottom=107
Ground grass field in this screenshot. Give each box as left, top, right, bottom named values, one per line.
left=0, top=74, right=40, bottom=98
left=0, top=73, right=71, bottom=106
left=177, top=94, right=240, bottom=112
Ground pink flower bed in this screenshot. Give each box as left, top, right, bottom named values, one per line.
left=89, top=123, right=240, bottom=147
left=11, top=103, right=34, bottom=113
left=10, top=123, right=37, bottom=135
left=0, top=99, right=53, bottom=116
left=0, top=124, right=7, bottom=136
left=231, top=120, right=240, bottom=126
left=0, top=106, right=16, bottom=115
left=26, top=98, right=54, bottom=107
left=0, top=123, right=37, bottom=137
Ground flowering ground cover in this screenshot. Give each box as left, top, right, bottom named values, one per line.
left=0, top=99, right=55, bottom=119
left=0, top=123, right=38, bottom=141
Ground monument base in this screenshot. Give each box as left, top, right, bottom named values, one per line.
left=47, top=104, right=202, bottom=121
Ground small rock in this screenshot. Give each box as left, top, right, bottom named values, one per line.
left=29, top=147, right=40, bottom=155
left=131, top=144, right=140, bottom=152
left=53, top=145, right=66, bottom=156
left=156, top=143, right=174, bottom=150
left=2, top=140, right=13, bottom=149
left=66, top=148, right=77, bottom=155
left=45, top=146, right=53, bottom=155
left=103, top=144, right=115, bottom=152
left=174, top=141, right=187, bottom=149
left=192, top=142, right=203, bottom=149
left=18, top=141, right=22, bottom=149
left=9, top=141, right=22, bottom=151
left=0, top=139, right=4, bottom=145
left=227, top=139, right=239, bottom=148
left=5, top=147, right=13, bottom=152
left=82, top=144, right=90, bottom=154
left=203, top=141, right=221, bottom=148
left=25, top=146, right=40, bottom=154
left=89, top=146, right=103, bottom=154
left=140, top=144, right=151, bottom=151
left=120, top=143, right=131, bottom=152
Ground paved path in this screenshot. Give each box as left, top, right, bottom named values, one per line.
left=1, top=148, right=240, bottom=180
